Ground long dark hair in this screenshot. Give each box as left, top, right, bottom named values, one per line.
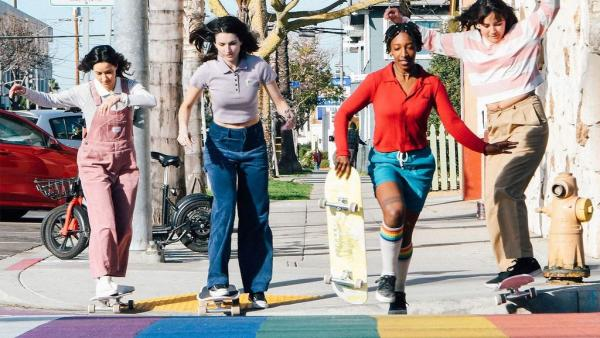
left=78, top=45, right=131, bottom=77
left=384, top=22, right=423, bottom=53
left=455, top=0, right=518, bottom=33
left=189, top=16, right=259, bottom=62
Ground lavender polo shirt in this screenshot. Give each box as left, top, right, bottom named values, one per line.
left=189, top=54, right=277, bottom=124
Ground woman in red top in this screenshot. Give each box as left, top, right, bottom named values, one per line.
left=334, top=22, right=515, bottom=314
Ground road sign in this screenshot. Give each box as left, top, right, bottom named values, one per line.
left=331, top=76, right=351, bottom=87
left=290, top=81, right=301, bottom=89
left=50, top=0, right=114, bottom=6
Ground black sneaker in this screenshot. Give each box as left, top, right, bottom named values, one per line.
left=208, top=284, right=230, bottom=297
left=485, top=257, right=542, bottom=288
left=388, top=291, right=408, bottom=315
left=375, top=275, right=396, bottom=303
left=249, top=292, right=269, bottom=309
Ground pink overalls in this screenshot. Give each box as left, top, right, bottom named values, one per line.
left=78, top=79, right=139, bottom=278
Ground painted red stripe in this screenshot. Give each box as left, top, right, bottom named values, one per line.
left=6, top=258, right=43, bottom=271
left=488, top=313, right=600, bottom=337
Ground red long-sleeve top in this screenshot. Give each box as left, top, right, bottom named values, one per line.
left=334, top=63, right=486, bottom=157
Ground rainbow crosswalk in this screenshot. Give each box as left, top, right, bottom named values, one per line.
left=6, top=313, right=600, bottom=338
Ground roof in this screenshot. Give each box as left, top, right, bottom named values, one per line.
left=0, top=2, right=49, bottom=28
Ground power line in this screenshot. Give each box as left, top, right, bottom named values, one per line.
left=0, top=34, right=110, bottom=40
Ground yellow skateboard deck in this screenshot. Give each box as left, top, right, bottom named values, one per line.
left=319, top=168, right=368, bottom=304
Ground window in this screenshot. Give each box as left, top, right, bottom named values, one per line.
left=0, top=115, right=46, bottom=146
left=49, top=116, right=85, bottom=140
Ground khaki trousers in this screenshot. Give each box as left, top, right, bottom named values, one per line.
left=484, top=95, right=548, bottom=271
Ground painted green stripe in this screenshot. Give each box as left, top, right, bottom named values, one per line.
left=256, top=316, right=379, bottom=338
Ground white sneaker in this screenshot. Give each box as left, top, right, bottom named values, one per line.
left=95, top=276, right=118, bottom=298
left=116, top=284, right=135, bottom=294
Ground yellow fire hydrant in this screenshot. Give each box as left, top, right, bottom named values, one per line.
left=537, top=172, right=594, bottom=282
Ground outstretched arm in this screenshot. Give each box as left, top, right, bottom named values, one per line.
left=433, top=79, right=516, bottom=155
left=384, top=7, right=466, bottom=59
left=523, top=0, right=560, bottom=39
left=10, top=84, right=83, bottom=109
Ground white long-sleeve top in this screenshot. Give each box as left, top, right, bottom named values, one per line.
left=23, top=77, right=157, bottom=129
left=417, top=0, right=560, bottom=106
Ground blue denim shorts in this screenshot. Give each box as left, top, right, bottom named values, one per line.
left=368, top=147, right=436, bottom=213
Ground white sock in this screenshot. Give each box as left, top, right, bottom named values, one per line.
left=395, top=257, right=411, bottom=292
left=379, top=222, right=403, bottom=276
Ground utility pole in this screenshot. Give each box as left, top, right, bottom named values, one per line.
left=73, top=7, right=80, bottom=85
left=82, top=7, right=90, bottom=81
left=113, top=0, right=155, bottom=259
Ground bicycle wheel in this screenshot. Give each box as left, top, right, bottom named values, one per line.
left=174, top=197, right=211, bottom=253
left=42, top=204, right=90, bottom=259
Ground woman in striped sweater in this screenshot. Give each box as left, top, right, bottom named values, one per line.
left=385, top=0, right=560, bottom=288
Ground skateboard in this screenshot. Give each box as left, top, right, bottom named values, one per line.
left=88, top=291, right=134, bottom=314
left=197, top=285, right=241, bottom=316
left=319, top=168, right=368, bottom=304
left=495, top=274, right=537, bottom=305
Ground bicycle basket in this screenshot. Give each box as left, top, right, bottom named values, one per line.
left=34, top=177, right=80, bottom=200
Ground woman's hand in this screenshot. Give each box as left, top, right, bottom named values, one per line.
left=98, top=95, right=121, bottom=116
left=383, top=7, right=409, bottom=24
left=177, top=128, right=193, bottom=147
left=484, top=140, right=518, bottom=155
left=8, top=84, right=26, bottom=98
left=279, top=108, right=296, bottom=131
left=335, top=155, right=351, bottom=179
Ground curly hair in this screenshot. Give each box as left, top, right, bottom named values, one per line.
left=78, top=45, right=131, bottom=77
left=384, top=21, right=423, bottom=53
left=189, top=16, right=259, bottom=62
left=455, top=0, right=518, bottom=33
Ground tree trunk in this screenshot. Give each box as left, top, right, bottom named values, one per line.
left=182, top=0, right=207, bottom=194
left=148, top=0, right=186, bottom=223
left=247, top=0, right=277, bottom=176
left=276, top=36, right=302, bottom=174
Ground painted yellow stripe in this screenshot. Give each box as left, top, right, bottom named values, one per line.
left=376, top=316, right=508, bottom=338
left=135, top=293, right=319, bottom=313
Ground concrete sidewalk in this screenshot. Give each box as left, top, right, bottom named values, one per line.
left=1, top=170, right=599, bottom=315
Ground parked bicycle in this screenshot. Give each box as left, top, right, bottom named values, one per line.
left=150, top=151, right=212, bottom=262
left=35, top=177, right=89, bottom=259
left=34, top=151, right=212, bottom=261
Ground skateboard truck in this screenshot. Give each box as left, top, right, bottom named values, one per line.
left=88, top=293, right=134, bottom=314
left=495, top=274, right=537, bottom=305
left=319, top=197, right=359, bottom=213
left=324, top=270, right=364, bottom=289
left=197, top=285, right=241, bottom=316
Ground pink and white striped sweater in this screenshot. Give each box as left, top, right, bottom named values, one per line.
left=416, top=0, right=560, bottom=106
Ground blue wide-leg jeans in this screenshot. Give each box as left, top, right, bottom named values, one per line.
left=203, top=121, right=272, bottom=293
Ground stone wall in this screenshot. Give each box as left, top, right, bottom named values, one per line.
left=518, top=0, right=600, bottom=257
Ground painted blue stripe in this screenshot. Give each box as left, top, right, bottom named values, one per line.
left=136, top=317, right=268, bottom=338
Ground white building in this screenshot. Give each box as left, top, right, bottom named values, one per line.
left=0, top=2, right=53, bottom=110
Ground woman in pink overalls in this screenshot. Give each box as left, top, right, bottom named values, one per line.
left=10, top=45, right=157, bottom=298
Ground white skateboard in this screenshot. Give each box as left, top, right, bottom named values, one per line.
left=88, top=291, right=134, bottom=314
left=197, top=285, right=241, bottom=316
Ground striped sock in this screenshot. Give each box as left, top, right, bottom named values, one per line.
left=379, top=222, right=403, bottom=276
left=395, top=243, right=413, bottom=292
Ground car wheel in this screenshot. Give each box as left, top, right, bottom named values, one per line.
left=0, top=209, right=29, bottom=221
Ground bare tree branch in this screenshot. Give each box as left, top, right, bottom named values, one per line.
left=287, top=0, right=386, bottom=31
left=207, top=0, right=230, bottom=16
left=287, top=0, right=346, bottom=19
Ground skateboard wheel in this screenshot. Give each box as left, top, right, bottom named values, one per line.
left=231, top=302, right=241, bottom=316
left=128, top=300, right=134, bottom=310
left=87, top=304, right=95, bottom=313
left=495, top=294, right=506, bottom=305
left=324, top=274, right=332, bottom=284
left=353, top=279, right=363, bottom=289
left=318, top=198, right=327, bottom=209
left=112, top=304, right=121, bottom=313
left=348, top=202, right=358, bottom=213
left=528, top=287, right=537, bottom=299
left=198, top=305, right=207, bottom=316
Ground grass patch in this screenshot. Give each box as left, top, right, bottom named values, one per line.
left=268, top=179, right=312, bottom=200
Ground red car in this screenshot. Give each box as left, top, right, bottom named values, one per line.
left=0, top=109, right=78, bottom=220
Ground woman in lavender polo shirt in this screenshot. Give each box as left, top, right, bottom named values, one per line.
left=177, top=16, right=294, bottom=310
